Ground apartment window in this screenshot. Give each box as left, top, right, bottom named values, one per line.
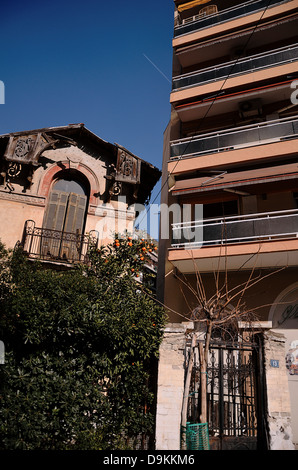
left=203, top=200, right=238, bottom=219
left=293, top=192, right=298, bottom=208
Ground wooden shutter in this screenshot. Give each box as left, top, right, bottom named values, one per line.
left=43, top=190, right=69, bottom=230
left=42, top=190, right=69, bottom=257
left=60, top=193, right=87, bottom=261
left=63, top=193, right=87, bottom=234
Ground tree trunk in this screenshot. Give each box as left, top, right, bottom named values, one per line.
left=199, top=342, right=207, bottom=423
left=199, top=321, right=212, bottom=424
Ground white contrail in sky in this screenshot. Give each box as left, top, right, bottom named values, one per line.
left=143, top=54, right=171, bottom=84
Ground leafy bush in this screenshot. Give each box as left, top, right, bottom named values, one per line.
left=0, top=237, right=166, bottom=450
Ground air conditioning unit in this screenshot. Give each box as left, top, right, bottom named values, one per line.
left=239, top=99, right=262, bottom=119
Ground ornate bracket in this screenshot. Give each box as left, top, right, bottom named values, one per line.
left=104, top=147, right=141, bottom=202
left=4, top=132, right=59, bottom=166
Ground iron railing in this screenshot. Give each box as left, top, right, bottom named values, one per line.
left=21, top=220, right=99, bottom=264
left=174, top=0, right=291, bottom=37
left=172, top=43, right=298, bottom=91
left=171, top=209, right=298, bottom=248
left=170, top=116, right=298, bottom=160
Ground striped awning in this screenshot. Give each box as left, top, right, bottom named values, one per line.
left=178, top=0, right=211, bottom=13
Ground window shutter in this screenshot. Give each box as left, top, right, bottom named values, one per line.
left=63, top=193, right=87, bottom=234
left=60, top=193, right=87, bottom=261
left=42, top=190, right=69, bottom=257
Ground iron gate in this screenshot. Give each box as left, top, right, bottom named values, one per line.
left=188, top=337, right=267, bottom=450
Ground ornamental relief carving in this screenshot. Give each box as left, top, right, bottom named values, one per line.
left=0, top=190, right=46, bottom=206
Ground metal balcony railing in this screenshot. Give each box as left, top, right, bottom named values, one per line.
left=171, top=209, right=298, bottom=248
left=170, top=116, right=298, bottom=160
left=174, top=0, right=292, bottom=38
left=21, top=220, right=99, bottom=264
left=172, top=44, right=298, bottom=92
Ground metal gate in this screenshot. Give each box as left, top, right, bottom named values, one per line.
left=188, top=337, right=267, bottom=450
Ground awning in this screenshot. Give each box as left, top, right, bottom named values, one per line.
left=172, top=163, right=298, bottom=196
left=178, top=0, right=211, bottom=13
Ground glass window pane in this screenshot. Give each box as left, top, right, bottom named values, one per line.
left=53, top=178, right=86, bottom=195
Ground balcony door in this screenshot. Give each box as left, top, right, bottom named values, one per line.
left=42, top=176, right=88, bottom=261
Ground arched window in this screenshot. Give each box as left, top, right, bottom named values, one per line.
left=41, top=170, right=90, bottom=261
left=43, top=170, right=89, bottom=235
left=53, top=177, right=87, bottom=195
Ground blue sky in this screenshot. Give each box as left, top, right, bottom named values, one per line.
left=0, top=0, right=174, bottom=235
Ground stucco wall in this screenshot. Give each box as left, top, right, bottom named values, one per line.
left=155, top=325, right=296, bottom=451
left=264, top=330, right=295, bottom=450
left=155, top=324, right=188, bottom=450
left=0, top=144, right=136, bottom=249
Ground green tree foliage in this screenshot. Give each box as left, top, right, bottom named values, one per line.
left=0, top=236, right=166, bottom=450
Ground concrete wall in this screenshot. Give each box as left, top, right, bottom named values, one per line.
left=155, top=324, right=188, bottom=450
left=155, top=325, right=296, bottom=450
left=264, top=330, right=295, bottom=450
left=0, top=145, right=136, bottom=250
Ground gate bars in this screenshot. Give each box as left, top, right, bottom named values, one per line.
left=186, top=337, right=266, bottom=449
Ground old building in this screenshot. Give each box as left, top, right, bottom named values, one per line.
left=156, top=0, right=298, bottom=450
left=0, top=123, right=161, bottom=265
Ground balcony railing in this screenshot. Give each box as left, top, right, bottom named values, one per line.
left=21, top=220, right=99, bottom=265
left=170, top=116, right=298, bottom=160
left=172, top=44, right=298, bottom=92
left=174, top=0, right=291, bottom=38
left=171, top=209, right=298, bottom=248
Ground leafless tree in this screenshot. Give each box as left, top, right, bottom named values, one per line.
left=176, top=247, right=288, bottom=450
left=141, top=240, right=290, bottom=450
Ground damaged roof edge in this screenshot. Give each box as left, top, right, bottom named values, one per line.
left=0, top=123, right=161, bottom=175
left=0, top=123, right=85, bottom=139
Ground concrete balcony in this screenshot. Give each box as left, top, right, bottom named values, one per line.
left=173, top=0, right=298, bottom=48
left=174, top=0, right=292, bottom=39
left=170, top=116, right=298, bottom=159
left=169, top=209, right=298, bottom=272
left=168, top=116, right=298, bottom=174
left=172, top=209, right=298, bottom=248
left=170, top=44, right=298, bottom=105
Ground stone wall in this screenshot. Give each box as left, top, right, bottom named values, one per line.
left=264, top=330, right=295, bottom=450
left=155, top=323, right=189, bottom=450
left=155, top=325, right=295, bottom=450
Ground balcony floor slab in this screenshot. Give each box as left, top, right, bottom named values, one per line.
left=168, top=238, right=298, bottom=273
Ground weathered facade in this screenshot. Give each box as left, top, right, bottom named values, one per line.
left=156, top=0, right=298, bottom=450
left=0, top=123, right=161, bottom=263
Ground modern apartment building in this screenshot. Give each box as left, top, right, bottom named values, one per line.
left=156, top=0, right=298, bottom=451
